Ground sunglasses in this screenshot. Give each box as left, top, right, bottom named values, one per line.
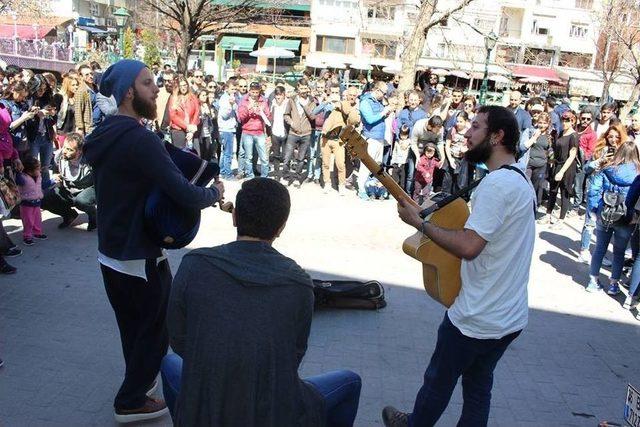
left=194, top=75, right=203, bottom=78
left=561, top=118, right=572, bottom=122
left=580, top=117, right=592, bottom=121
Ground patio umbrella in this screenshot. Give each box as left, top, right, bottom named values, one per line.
left=449, top=70, right=469, bottom=79
left=305, top=57, right=326, bottom=69
left=382, top=65, right=402, bottom=75
left=250, top=46, right=295, bottom=80
left=489, top=74, right=511, bottom=84
left=350, top=60, right=373, bottom=71
left=519, top=76, right=547, bottom=84
left=431, top=68, right=449, bottom=76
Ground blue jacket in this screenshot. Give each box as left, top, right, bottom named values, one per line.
left=625, top=175, right=640, bottom=222
left=587, top=163, right=638, bottom=215
left=511, top=107, right=532, bottom=133
left=359, top=92, right=386, bottom=140
left=396, top=106, right=427, bottom=137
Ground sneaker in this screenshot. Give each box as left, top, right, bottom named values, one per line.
left=602, top=257, right=612, bottom=267
left=621, top=280, right=631, bottom=289
left=293, top=181, right=301, bottom=188
left=577, top=250, right=591, bottom=264
left=313, top=178, right=320, bottom=185
left=586, top=277, right=603, bottom=292
left=87, top=221, right=97, bottom=232
left=338, top=186, right=346, bottom=196
left=114, top=397, right=168, bottom=423
left=607, top=282, right=621, bottom=295
left=550, top=219, right=565, bottom=230
left=4, top=247, right=22, bottom=257
left=23, top=238, right=34, bottom=246
left=382, top=406, right=409, bottom=427
left=34, top=234, right=47, bottom=240
left=323, top=186, right=331, bottom=194
left=537, top=215, right=551, bottom=225
left=0, top=261, right=16, bottom=274
left=58, top=211, right=80, bottom=229
left=623, top=295, right=639, bottom=310
left=636, top=311, right=640, bottom=321
left=358, top=192, right=370, bottom=201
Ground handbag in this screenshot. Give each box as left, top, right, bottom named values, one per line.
left=0, top=176, right=21, bottom=218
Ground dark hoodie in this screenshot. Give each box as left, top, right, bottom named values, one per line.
left=84, top=115, right=218, bottom=260
left=168, top=241, right=325, bottom=427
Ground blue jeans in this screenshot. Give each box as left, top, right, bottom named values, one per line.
left=219, top=131, right=235, bottom=177
left=29, top=133, right=54, bottom=188
left=580, top=211, right=597, bottom=251
left=409, top=313, right=520, bottom=427
left=241, top=133, right=268, bottom=178
left=161, top=354, right=362, bottom=427
left=628, top=233, right=640, bottom=297
left=589, top=221, right=633, bottom=281
left=307, top=130, right=322, bottom=180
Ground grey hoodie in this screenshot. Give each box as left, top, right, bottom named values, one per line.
left=168, top=241, right=325, bottom=427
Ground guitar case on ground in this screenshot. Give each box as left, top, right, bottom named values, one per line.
left=312, top=279, right=386, bottom=310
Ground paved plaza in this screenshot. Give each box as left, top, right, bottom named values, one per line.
left=1, top=180, right=639, bottom=426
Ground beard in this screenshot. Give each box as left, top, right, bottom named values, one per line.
left=464, top=135, right=493, bottom=165
left=132, top=88, right=157, bottom=120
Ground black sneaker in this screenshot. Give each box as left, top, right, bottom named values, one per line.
left=34, top=234, right=48, bottom=240
left=5, top=247, right=22, bottom=257
left=58, top=211, right=79, bottom=229
left=0, top=261, right=16, bottom=274
left=87, top=221, right=97, bottom=232
left=23, top=238, right=34, bottom=246
left=382, top=406, right=409, bottom=427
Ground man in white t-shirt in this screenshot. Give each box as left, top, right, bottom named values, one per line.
left=384, top=105, right=536, bottom=427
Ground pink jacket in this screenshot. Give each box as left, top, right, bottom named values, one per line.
left=415, top=156, right=440, bottom=185
left=237, top=95, right=272, bottom=136
left=17, top=173, right=43, bottom=201
left=0, top=103, right=19, bottom=164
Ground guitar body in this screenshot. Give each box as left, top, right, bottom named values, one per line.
left=402, top=198, right=469, bottom=307
left=339, top=125, right=469, bottom=308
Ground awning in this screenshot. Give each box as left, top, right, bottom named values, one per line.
left=0, top=24, right=56, bottom=40
left=263, top=38, right=301, bottom=51
left=218, top=36, right=257, bottom=52
left=77, top=25, right=108, bottom=34
left=510, top=65, right=567, bottom=84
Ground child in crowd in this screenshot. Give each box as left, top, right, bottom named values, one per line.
left=390, top=125, right=411, bottom=188
left=16, top=157, right=47, bottom=246
left=365, top=176, right=389, bottom=200
left=444, top=111, right=471, bottom=194
left=414, top=143, right=440, bottom=203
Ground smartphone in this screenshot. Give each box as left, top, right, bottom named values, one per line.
left=607, top=146, right=615, bottom=156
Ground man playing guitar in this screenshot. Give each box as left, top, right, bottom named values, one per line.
left=387, top=106, right=536, bottom=427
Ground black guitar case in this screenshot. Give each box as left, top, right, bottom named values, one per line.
left=312, top=279, right=386, bottom=310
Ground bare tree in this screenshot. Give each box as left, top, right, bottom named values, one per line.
left=0, top=0, right=50, bottom=17
left=591, top=0, right=625, bottom=101
left=397, top=0, right=475, bottom=92
left=140, top=0, right=288, bottom=73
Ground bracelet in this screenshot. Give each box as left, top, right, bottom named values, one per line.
left=420, top=219, right=430, bottom=236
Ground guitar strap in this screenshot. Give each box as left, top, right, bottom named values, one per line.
left=419, top=164, right=535, bottom=219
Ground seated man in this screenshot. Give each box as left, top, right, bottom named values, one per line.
left=162, top=177, right=362, bottom=426
left=42, top=133, right=97, bottom=230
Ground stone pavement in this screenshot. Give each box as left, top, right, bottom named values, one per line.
left=1, top=180, right=639, bottom=426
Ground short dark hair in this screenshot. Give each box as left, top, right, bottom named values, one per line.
left=452, top=87, right=464, bottom=95
left=273, top=86, right=285, bottom=96
left=78, top=64, right=91, bottom=74
left=297, top=78, right=309, bottom=89
left=22, top=156, right=40, bottom=174
left=65, top=132, right=84, bottom=151
left=428, top=115, right=443, bottom=128
left=249, top=81, right=261, bottom=91
left=601, top=102, right=617, bottom=112
left=236, top=178, right=291, bottom=240
left=477, top=105, right=520, bottom=155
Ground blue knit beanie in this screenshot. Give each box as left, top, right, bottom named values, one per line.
left=99, top=59, right=147, bottom=106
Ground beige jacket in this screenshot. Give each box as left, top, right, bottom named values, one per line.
left=322, top=100, right=360, bottom=139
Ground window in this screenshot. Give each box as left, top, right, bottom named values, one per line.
left=105, top=18, right=115, bottom=27
left=531, top=19, right=550, bottom=36
left=316, top=35, right=355, bottom=55
left=559, top=52, right=592, bottom=68
left=474, top=18, right=494, bottom=33
left=361, top=38, right=397, bottom=59
left=90, top=2, right=100, bottom=16
left=575, top=0, right=593, bottom=9
left=367, top=6, right=396, bottom=20
left=495, top=45, right=520, bottom=64
left=569, top=23, right=588, bottom=38
left=523, top=48, right=555, bottom=66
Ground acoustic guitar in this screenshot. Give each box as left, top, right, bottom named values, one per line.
left=339, top=125, right=471, bottom=307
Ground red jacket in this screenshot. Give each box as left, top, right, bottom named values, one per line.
left=415, top=156, right=440, bottom=185
left=237, top=95, right=272, bottom=136
left=578, top=125, right=597, bottom=160
left=168, top=95, right=200, bottom=131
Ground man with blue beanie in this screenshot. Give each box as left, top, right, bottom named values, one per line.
left=84, top=60, right=224, bottom=423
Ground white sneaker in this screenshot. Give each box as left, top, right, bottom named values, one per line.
left=323, top=186, right=331, bottom=194
left=578, top=250, right=591, bottom=264
left=623, top=295, right=639, bottom=310
left=602, top=257, right=612, bottom=267
left=338, top=186, right=346, bottom=196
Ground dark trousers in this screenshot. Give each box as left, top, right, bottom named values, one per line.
left=391, top=164, right=406, bottom=189
left=573, top=164, right=589, bottom=209
left=101, top=259, right=172, bottom=410
left=171, top=130, right=187, bottom=149
left=527, top=165, right=546, bottom=207
left=409, top=313, right=520, bottom=427
left=283, top=133, right=311, bottom=184
left=547, top=184, right=572, bottom=220
left=270, top=135, right=287, bottom=179
left=405, top=151, right=417, bottom=195
left=42, top=186, right=96, bottom=223
left=197, top=136, right=217, bottom=162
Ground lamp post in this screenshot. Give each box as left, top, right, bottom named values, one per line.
left=67, top=24, right=74, bottom=61
left=479, top=31, right=498, bottom=106
left=11, top=13, right=17, bottom=55
left=113, top=7, right=130, bottom=59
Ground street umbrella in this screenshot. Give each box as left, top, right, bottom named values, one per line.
left=382, top=65, right=402, bottom=75
left=489, top=74, right=511, bottom=84
left=305, top=57, right=326, bottom=69
left=449, top=70, right=469, bottom=79
left=0, top=58, right=6, bottom=70
left=350, top=60, right=373, bottom=71
left=431, top=68, right=449, bottom=76
left=519, top=76, right=547, bottom=84
left=250, top=46, right=295, bottom=81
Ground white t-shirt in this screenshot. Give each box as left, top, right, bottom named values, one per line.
left=447, top=164, right=536, bottom=339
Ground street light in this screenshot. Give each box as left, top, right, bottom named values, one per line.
left=113, top=7, right=130, bottom=59
left=479, top=31, right=498, bottom=106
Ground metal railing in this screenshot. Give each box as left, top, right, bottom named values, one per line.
left=0, top=38, right=71, bottom=61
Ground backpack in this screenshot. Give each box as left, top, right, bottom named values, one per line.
left=312, top=279, right=386, bottom=310
left=601, top=185, right=627, bottom=228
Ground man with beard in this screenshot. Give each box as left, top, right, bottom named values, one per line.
left=572, top=109, right=597, bottom=213
left=386, top=106, right=536, bottom=427
left=84, top=60, right=224, bottom=423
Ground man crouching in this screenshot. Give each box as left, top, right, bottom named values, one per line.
left=162, top=177, right=362, bottom=426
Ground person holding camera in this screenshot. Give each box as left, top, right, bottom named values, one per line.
left=25, top=74, right=57, bottom=189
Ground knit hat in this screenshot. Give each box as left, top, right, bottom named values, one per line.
left=99, top=59, right=147, bottom=106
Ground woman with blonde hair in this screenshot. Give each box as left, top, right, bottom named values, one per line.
left=577, top=124, right=628, bottom=262
left=54, top=76, right=80, bottom=146
left=168, top=76, right=200, bottom=149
